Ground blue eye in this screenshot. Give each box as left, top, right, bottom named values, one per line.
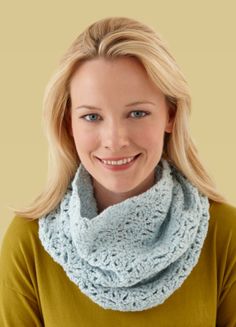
left=82, top=114, right=100, bottom=122
left=130, top=111, right=148, bottom=118
left=80, top=110, right=149, bottom=122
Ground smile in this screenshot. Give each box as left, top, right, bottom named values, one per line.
left=101, top=156, right=135, bottom=165
left=97, top=154, right=141, bottom=171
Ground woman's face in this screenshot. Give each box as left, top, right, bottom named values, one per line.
left=69, top=56, right=174, bottom=206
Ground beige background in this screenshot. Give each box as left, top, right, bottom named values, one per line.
left=1, top=0, right=235, bottom=245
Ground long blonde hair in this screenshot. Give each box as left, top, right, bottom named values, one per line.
left=12, top=16, right=228, bottom=219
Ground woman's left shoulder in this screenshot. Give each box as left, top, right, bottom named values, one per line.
left=208, top=199, right=236, bottom=247
left=207, top=200, right=236, bottom=324
left=209, top=199, right=236, bottom=229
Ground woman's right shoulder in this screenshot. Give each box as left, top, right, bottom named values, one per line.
left=0, top=216, right=45, bottom=322
left=0, top=215, right=40, bottom=265
left=1, top=216, right=39, bottom=248
left=0, top=215, right=44, bottom=290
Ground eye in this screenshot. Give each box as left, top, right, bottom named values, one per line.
left=130, top=110, right=149, bottom=119
left=80, top=113, right=101, bottom=122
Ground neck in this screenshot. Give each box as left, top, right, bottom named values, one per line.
left=92, top=171, right=156, bottom=213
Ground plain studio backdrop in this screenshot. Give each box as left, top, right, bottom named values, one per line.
left=0, top=0, right=235, bottom=245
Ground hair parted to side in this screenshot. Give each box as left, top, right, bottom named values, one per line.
left=11, top=16, right=228, bottom=220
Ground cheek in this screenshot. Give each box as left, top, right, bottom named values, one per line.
left=74, top=131, right=98, bottom=152
left=137, top=126, right=165, bottom=150
left=71, top=121, right=98, bottom=153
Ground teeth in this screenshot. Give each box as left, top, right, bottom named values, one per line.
left=101, top=156, right=135, bottom=166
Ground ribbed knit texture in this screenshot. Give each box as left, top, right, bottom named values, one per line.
left=38, top=158, right=210, bottom=312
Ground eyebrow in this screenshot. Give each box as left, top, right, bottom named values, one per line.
left=74, top=101, right=156, bottom=110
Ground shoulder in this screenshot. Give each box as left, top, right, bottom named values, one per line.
left=208, top=199, right=236, bottom=248
left=208, top=201, right=236, bottom=323
left=1, top=215, right=39, bottom=251
left=0, top=216, right=40, bottom=276
left=208, top=199, right=236, bottom=236
left=0, top=216, right=46, bottom=314
left=208, top=200, right=236, bottom=278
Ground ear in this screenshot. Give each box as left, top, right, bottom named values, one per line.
left=165, top=107, right=176, bottom=133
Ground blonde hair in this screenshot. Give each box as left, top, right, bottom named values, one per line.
left=12, top=16, right=228, bottom=220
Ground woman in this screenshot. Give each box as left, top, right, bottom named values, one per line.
left=0, top=17, right=236, bottom=326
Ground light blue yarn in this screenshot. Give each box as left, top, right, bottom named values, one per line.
left=38, top=158, right=210, bottom=312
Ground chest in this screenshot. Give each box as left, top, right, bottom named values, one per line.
left=37, top=246, right=217, bottom=327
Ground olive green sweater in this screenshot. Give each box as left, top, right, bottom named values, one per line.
left=0, top=200, right=236, bottom=327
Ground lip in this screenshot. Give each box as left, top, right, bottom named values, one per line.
left=96, top=153, right=141, bottom=171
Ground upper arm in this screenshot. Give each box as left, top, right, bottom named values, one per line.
left=217, top=280, right=236, bottom=326
left=215, top=204, right=236, bottom=326
left=0, top=216, right=44, bottom=326
left=0, top=284, right=44, bottom=327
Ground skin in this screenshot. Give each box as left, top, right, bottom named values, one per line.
left=69, top=56, right=175, bottom=213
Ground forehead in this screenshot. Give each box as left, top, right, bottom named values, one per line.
left=69, top=57, right=163, bottom=98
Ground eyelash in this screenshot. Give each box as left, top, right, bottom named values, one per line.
left=79, top=110, right=150, bottom=122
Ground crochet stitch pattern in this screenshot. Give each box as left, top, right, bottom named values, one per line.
left=38, top=158, right=210, bottom=312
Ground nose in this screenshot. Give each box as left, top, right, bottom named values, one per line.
left=101, top=119, right=130, bottom=151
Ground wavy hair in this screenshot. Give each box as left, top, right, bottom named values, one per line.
left=12, top=16, right=228, bottom=219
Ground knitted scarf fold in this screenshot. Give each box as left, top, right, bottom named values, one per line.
left=38, top=158, right=210, bottom=312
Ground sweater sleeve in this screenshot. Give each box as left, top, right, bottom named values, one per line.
left=217, top=281, right=236, bottom=327
left=0, top=216, right=44, bottom=327
left=216, top=204, right=236, bottom=327
left=0, top=285, right=44, bottom=326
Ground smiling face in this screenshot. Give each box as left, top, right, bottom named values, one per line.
left=69, top=56, right=175, bottom=211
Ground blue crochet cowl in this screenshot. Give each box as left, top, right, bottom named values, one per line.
left=38, top=158, right=210, bottom=312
